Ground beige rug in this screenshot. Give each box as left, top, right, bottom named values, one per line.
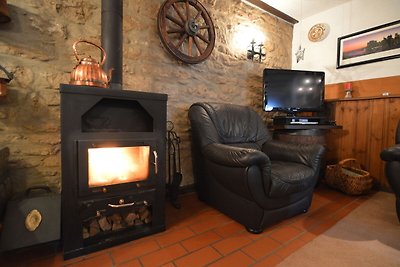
left=278, top=192, right=400, bottom=267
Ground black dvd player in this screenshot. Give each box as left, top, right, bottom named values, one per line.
left=273, top=116, right=330, bottom=125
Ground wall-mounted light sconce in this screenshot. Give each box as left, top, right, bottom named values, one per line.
left=247, top=40, right=265, bottom=63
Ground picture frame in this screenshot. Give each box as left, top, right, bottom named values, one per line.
left=336, top=19, right=400, bottom=69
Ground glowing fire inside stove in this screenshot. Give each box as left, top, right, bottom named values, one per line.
left=88, top=146, right=150, bottom=187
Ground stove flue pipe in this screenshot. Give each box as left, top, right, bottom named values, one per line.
left=101, top=0, right=123, bottom=89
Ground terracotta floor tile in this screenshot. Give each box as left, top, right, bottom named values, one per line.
left=269, top=226, right=303, bottom=244
left=213, top=221, right=244, bottom=238
left=253, top=254, right=283, bottom=267
left=208, top=251, right=254, bottom=267
left=189, top=214, right=231, bottom=234
left=174, top=246, right=221, bottom=267
left=290, top=215, right=317, bottom=231
left=110, top=239, right=160, bottom=264
left=308, top=217, right=338, bottom=236
left=212, top=234, right=253, bottom=255
left=139, top=243, right=187, bottom=267
left=298, top=231, right=317, bottom=243
left=26, top=255, right=62, bottom=267
left=7, top=185, right=365, bottom=267
left=241, top=236, right=281, bottom=260
left=156, top=227, right=195, bottom=247
left=275, top=238, right=306, bottom=258
left=67, top=253, right=113, bottom=267
left=181, top=230, right=222, bottom=252
left=117, top=258, right=142, bottom=267
left=243, top=224, right=279, bottom=241
left=169, top=208, right=220, bottom=229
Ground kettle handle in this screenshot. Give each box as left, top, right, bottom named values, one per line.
left=72, top=40, right=107, bottom=66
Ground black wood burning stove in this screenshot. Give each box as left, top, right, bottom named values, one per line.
left=60, top=84, right=167, bottom=259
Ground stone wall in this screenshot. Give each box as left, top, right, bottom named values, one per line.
left=0, top=0, right=292, bottom=193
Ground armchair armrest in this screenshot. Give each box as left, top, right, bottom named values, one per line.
left=202, top=143, right=272, bottom=204
left=203, top=143, right=270, bottom=167
left=380, top=144, right=400, bottom=162
left=261, top=140, right=325, bottom=170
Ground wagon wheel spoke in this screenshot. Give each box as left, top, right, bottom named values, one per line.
left=166, top=14, right=184, bottom=28
left=157, top=0, right=215, bottom=64
left=194, top=10, right=202, bottom=21
left=199, top=25, right=210, bottom=30
left=177, top=33, right=188, bottom=48
left=188, top=36, right=193, bottom=56
left=193, top=37, right=204, bottom=54
left=185, top=0, right=190, bottom=20
left=172, top=3, right=185, bottom=23
left=167, top=27, right=185, bottom=34
left=196, top=32, right=210, bottom=44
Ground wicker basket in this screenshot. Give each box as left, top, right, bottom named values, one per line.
left=325, top=158, right=373, bottom=195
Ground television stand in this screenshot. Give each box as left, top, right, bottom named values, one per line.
left=273, top=124, right=342, bottom=130
left=273, top=116, right=331, bottom=126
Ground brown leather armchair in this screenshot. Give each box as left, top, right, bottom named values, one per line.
left=380, top=120, right=400, bottom=222
left=188, top=102, right=326, bottom=233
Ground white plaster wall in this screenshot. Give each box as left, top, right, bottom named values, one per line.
left=292, top=0, right=400, bottom=84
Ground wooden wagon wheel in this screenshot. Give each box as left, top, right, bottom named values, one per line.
left=157, top=0, right=215, bottom=64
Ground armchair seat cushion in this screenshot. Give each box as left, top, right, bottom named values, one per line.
left=270, top=161, right=315, bottom=198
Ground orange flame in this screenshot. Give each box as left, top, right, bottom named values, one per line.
left=88, top=146, right=150, bottom=187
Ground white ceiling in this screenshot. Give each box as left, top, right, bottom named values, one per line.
left=260, top=0, right=351, bottom=21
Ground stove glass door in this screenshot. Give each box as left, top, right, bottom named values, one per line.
left=88, top=146, right=150, bottom=187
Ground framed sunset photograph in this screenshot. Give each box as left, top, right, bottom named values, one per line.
left=337, top=20, right=400, bottom=68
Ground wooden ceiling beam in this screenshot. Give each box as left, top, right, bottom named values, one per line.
left=243, top=0, right=298, bottom=24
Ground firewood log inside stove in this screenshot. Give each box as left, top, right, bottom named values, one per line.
left=109, top=213, right=124, bottom=231
left=124, top=212, right=139, bottom=226
left=82, top=226, right=89, bottom=239
left=139, top=206, right=150, bottom=221
left=89, top=219, right=100, bottom=236
left=98, top=216, right=111, bottom=231
left=144, top=214, right=152, bottom=224
left=134, top=218, right=143, bottom=226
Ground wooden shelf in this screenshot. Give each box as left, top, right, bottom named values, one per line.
left=326, top=94, right=400, bottom=102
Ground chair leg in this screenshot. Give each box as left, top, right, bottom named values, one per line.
left=246, top=227, right=263, bottom=234
left=396, top=198, right=400, bottom=223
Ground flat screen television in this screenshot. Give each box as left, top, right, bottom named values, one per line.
left=262, top=68, right=325, bottom=115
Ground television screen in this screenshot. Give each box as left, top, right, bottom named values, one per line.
left=263, top=68, right=325, bottom=114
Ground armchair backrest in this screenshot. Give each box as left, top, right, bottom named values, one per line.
left=188, top=102, right=272, bottom=149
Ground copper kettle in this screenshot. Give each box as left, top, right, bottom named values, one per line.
left=69, top=40, right=112, bottom=88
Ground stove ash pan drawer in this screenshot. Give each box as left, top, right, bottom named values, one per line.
left=79, top=190, right=155, bottom=220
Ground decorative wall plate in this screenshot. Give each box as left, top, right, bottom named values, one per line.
left=157, top=0, right=215, bottom=64
left=308, top=23, right=329, bottom=42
